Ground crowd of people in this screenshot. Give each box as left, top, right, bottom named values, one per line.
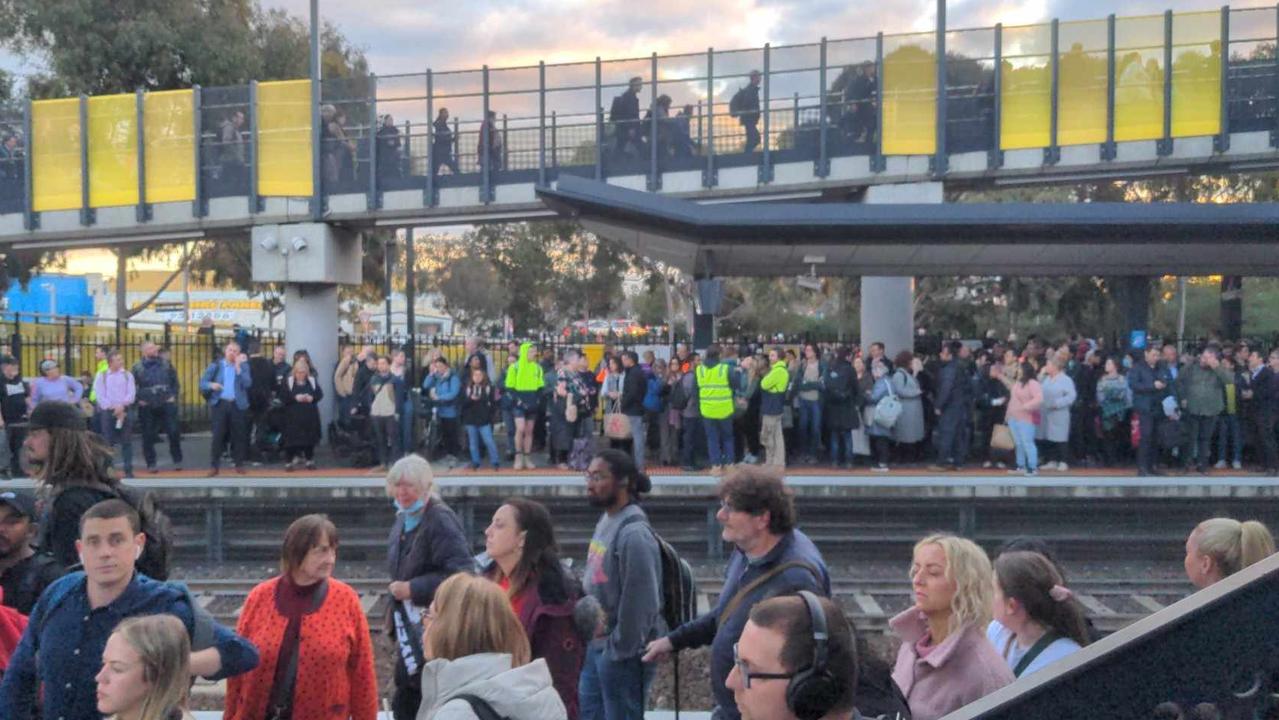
left=5, top=332, right=1279, bottom=480
left=0, top=429, right=1272, bottom=720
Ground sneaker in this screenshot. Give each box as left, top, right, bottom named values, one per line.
left=1057, top=462, right=1069, bottom=472
left=872, top=464, right=890, bottom=472
left=981, top=461, right=993, bottom=469
left=1214, top=460, right=1228, bottom=470
left=305, top=461, right=315, bottom=470
left=742, top=453, right=758, bottom=464
left=1025, top=469, right=1039, bottom=476
left=1232, top=461, right=1243, bottom=470
left=995, top=461, right=1007, bottom=469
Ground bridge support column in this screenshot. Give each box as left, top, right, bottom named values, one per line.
left=284, top=283, right=338, bottom=435
left=1112, top=276, right=1152, bottom=353
left=252, top=222, right=363, bottom=440
left=692, top=277, right=724, bottom=352
left=859, top=182, right=939, bottom=357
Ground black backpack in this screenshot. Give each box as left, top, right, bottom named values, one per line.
left=85, top=480, right=174, bottom=581
left=669, top=379, right=689, bottom=412
left=617, top=514, right=698, bottom=632
left=729, top=86, right=749, bottom=117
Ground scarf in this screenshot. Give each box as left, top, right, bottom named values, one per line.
left=395, top=498, right=426, bottom=533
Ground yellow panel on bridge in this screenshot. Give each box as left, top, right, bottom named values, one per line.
left=144, top=90, right=196, bottom=204
left=999, top=24, right=1052, bottom=150
left=1171, top=10, right=1222, bottom=138
left=256, top=79, right=313, bottom=197
left=881, top=33, right=936, bottom=156
left=1057, top=19, right=1109, bottom=146
left=32, top=98, right=83, bottom=212
left=1114, top=14, right=1166, bottom=142
left=88, top=93, right=139, bottom=208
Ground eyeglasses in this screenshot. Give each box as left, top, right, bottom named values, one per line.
left=733, top=643, right=794, bottom=690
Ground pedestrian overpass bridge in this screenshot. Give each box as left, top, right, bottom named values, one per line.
left=1, top=4, right=1278, bottom=256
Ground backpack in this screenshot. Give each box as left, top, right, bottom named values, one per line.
left=617, top=514, right=698, bottom=632
left=84, top=480, right=174, bottom=581
left=873, top=377, right=902, bottom=429
left=669, top=379, right=689, bottom=411
left=452, top=694, right=509, bottom=720
left=729, top=86, right=749, bottom=117
left=642, top=375, right=663, bottom=413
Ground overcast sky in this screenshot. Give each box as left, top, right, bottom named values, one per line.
left=2, top=0, right=1272, bottom=81
left=262, top=0, right=1271, bottom=76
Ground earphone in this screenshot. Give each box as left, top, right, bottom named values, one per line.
left=786, top=590, right=842, bottom=720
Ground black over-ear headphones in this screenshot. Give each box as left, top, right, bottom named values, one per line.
left=786, top=590, right=843, bottom=720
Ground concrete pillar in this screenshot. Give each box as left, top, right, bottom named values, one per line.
left=860, top=182, right=939, bottom=358
left=1111, top=276, right=1152, bottom=353
left=284, top=283, right=338, bottom=437
left=1220, top=276, right=1243, bottom=342
left=692, top=278, right=723, bottom=352
left=251, top=222, right=362, bottom=442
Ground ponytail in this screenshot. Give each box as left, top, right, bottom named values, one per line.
left=1239, top=520, right=1277, bottom=572
left=994, top=551, right=1091, bottom=648
left=1195, top=518, right=1277, bottom=579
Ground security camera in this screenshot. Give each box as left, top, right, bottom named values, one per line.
left=290, top=236, right=309, bottom=252
left=258, top=235, right=279, bottom=251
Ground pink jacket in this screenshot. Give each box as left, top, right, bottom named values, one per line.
left=1005, top=379, right=1043, bottom=426
left=890, top=609, right=1013, bottom=720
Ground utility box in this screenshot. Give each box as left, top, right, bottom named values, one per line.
left=250, top=223, right=362, bottom=285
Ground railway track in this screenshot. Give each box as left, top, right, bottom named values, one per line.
left=182, top=574, right=1195, bottom=635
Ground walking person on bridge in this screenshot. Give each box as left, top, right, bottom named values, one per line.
left=1, top=499, right=260, bottom=720
left=729, top=70, right=763, bottom=153
left=579, top=449, right=663, bottom=720
left=642, top=466, right=829, bottom=720
left=200, top=342, right=252, bottom=477
left=432, top=108, right=460, bottom=176
left=132, top=341, right=183, bottom=473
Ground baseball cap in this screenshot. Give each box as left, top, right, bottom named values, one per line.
left=0, top=489, right=35, bottom=518
left=29, top=400, right=87, bottom=432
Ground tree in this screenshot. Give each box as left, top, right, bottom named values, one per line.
left=436, top=256, right=511, bottom=331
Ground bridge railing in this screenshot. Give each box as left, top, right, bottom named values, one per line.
left=5, top=5, right=1278, bottom=232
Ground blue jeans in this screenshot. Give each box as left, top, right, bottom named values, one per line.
left=1009, top=418, right=1038, bottom=472
left=579, top=644, right=653, bottom=720
left=798, top=399, right=822, bottom=457
left=466, top=424, right=500, bottom=468
left=98, top=410, right=134, bottom=475
left=1217, top=413, right=1243, bottom=464
left=681, top=415, right=702, bottom=467
left=828, top=429, right=849, bottom=465
left=400, top=398, right=416, bottom=455
left=703, top=417, right=734, bottom=467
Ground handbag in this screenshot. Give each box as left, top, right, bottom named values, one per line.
left=873, top=379, right=902, bottom=428
left=991, top=423, right=1015, bottom=451
left=603, top=401, right=631, bottom=439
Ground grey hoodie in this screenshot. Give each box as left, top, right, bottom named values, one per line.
left=582, top=503, right=665, bottom=660
left=417, top=653, right=566, bottom=720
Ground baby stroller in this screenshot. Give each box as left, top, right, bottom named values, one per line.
left=328, top=412, right=379, bottom=468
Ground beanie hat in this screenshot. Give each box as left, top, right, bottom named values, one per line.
left=29, top=401, right=87, bottom=432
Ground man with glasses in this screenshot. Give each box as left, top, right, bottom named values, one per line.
left=642, top=466, right=829, bottom=720
left=726, top=593, right=863, bottom=720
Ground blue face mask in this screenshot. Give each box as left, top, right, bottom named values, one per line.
left=395, top=498, right=426, bottom=532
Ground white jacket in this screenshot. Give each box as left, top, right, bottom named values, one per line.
left=417, top=653, right=567, bottom=720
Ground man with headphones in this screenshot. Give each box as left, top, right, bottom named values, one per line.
left=0, top=499, right=259, bottom=720
left=726, top=591, right=864, bottom=720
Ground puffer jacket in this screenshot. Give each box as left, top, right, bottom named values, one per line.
left=417, top=653, right=567, bottom=720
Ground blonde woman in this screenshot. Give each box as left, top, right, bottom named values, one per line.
left=95, top=614, right=195, bottom=720
left=1184, top=518, right=1276, bottom=589
left=891, top=534, right=1013, bottom=720
left=418, top=573, right=567, bottom=720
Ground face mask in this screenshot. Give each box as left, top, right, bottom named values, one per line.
left=395, top=498, right=426, bottom=532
